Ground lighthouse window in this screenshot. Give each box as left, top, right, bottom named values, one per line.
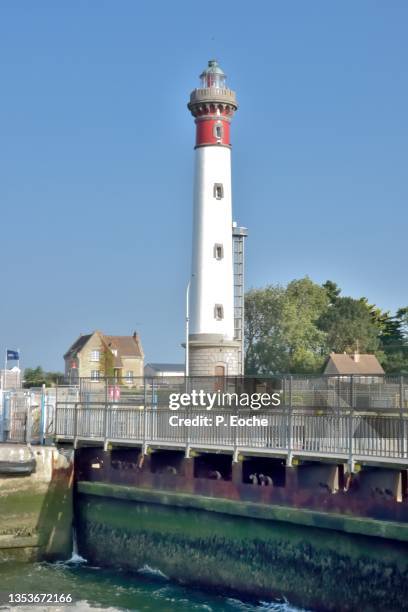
left=214, top=304, right=224, bottom=320
left=214, top=183, right=224, bottom=199
left=214, top=244, right=224, bottom=260
left=214, top=123, right=223, bottom=140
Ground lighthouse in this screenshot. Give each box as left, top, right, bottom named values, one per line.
left=187, top=60, right=242, bottom=377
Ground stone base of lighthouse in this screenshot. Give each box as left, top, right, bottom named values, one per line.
left=188, top=334, right=241, bottom=377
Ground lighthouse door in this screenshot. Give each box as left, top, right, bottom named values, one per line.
left=215, top=365, right=225, bottom=377
left=214, top=365, right=226, bottom=392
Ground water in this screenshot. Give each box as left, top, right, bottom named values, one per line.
left=0, top=559, right=307, bottom=612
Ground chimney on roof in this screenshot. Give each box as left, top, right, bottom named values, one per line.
left=133, top=331, right=139, bottom=341
left=353, top=340, right=360, bottom=362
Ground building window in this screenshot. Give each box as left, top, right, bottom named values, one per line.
left=90, top=350, right=100, bottom=362
left=214, top=244, right=224, bottom=260
left=91, top=370, right=100, bottom=380
left=214, top=304, right=224, bottom=320
left=126, top=370, right=133, bottom=382
left=214, top=122, right=223, bottom=140
left=214, top=183, right=224, bottom=200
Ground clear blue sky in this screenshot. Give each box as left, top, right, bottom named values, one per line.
left=0, top=1, right=406, bottom=371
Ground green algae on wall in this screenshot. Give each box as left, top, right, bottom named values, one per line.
left=76, top=482, right=408, bottom=612
left=0, top=447, right=74, bottom=562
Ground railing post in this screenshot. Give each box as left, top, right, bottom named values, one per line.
left=287, top=376, right=293, bottom=466
left=348, top=375, right=354, bottom=472
left=152, top=378, right=156, bottom=444
left=400, top=375, right=405, bottom=458
left=337, top=375, right=340, bottom=415
left=0, top=389, right=3, bottom=443
left=185, top=399, right=191, bottom=458
left=103, top=378, right=108, bottom=446
left=74, top=402, right=79, bottom=441
left=233, top=400, right=238, bottom=463
left=400, top=375, right=404, bottom=411
left=143, top=379, right=148, bottom=452
left=25, top=394, right=32, bottom=444
left=54, top=388, right=59, bottom=439
left=350, top=374, right=354, bottom=410
left=40, top=384, right=46, bottom=445
left=348, top=407, right=354, bottom=471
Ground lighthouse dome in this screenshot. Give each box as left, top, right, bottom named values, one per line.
left=200, top=60, right=226, bottom=89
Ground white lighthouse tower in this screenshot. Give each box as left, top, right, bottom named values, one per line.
left=187, top=60, right=241, bottom=377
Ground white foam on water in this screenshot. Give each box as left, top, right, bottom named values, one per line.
left=51, top=526, right=87, bottom=566
left=65, top=551, right=88, bottom=565
left=227, top=597, right=309, bottom=611
left=54, top=551, right=87, bottom=567
left=258, top=598, right=310, bottom=611
left=137, top=564, right=169, bottom=580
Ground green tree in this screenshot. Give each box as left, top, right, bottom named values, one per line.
left=396, top=307, right=408, bottom=338
left=23, top=366, right=64, bottom=388
left=98, top=343, right=115, bottom=378
left=379, top=307, right=408, bottom=373
left=245, top=284, right=287, bottom=374
left=359, top=298, right=397, bottom=341
left=24, top=366, right=46, bottom=387
left=245, top=277, right=329, bottom=374
left=318, top=297, right=379, bottom=354
left=46, top=371, right=65, bottom=384
left=322, top=280, right=341, bottom=305
left=245, top=278, right=407, bottom=375
left=381, top=349, right=408, bottom=374
left=358, top=300, right=408, bottom=373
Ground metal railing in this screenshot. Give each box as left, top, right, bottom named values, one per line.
left=0, top=385, right=79, bottom=444
left=53, top=405, right=408, bottom=459
left=52, top=375, right=408, bottom=465
left=1, top=390, right=34, bottom=443
left=189, top=88, right=237, bottom=105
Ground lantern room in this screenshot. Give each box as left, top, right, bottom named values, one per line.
left=200, top=60, right=227, bottom=89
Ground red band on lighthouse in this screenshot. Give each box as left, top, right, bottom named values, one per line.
left=195, top=118, right=231, bottom=147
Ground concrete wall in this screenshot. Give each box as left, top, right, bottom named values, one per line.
left=0, top=445, right=73, bottom=562
left=76, top=481, right=408, bottom=612
left=74, top=448, right=408, bottom=610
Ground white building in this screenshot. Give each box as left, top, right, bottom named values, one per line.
left=144, top=363, right=185, bottom=378
left=0, top=367, right=22, bottom=390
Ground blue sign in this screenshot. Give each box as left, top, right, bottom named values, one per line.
left=6, top=350, right=19, bottom=361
